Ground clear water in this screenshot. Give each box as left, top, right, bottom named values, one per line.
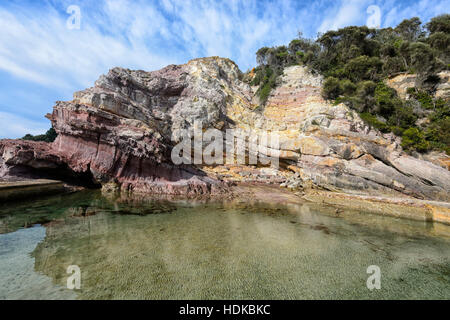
left=0, top=190, right=449, bottom=300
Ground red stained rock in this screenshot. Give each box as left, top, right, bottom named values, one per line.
left=0, top=59, right=231, bottom=195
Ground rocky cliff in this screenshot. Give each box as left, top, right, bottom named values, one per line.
left=1, top=57, right=449, bottom=201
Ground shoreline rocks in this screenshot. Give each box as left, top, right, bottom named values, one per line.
left=303, top=190, right=450, bottom=225
left=0, top=179, right=69, bottom=202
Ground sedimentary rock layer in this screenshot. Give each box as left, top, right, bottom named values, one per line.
left=1, top=57, right=449, bottom=200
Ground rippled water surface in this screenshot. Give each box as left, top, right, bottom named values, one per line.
left=0, top=190, right=449, bottom=299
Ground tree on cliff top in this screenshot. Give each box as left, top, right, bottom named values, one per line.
left=22, top=127, right=57, bottom=143
left=247, top=14, right=449, bottom=155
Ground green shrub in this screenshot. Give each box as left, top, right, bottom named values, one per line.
left=22, top=128, right=57, bottom=143
left=349, top=80, right=376, bottom=112
left=343, top=56, right=383, bottom=82
left=425, top=114, right=450, bottom=154
left=391, top=126, right=405, bottom=136
left=409, top=42, right=436, bottom=76
left=401, top=128, right=429, bottom=152
left=258, top=82, right=272, bottom=104
left=408, top=89, right=434, bottom=109
left=388, top=102, right=417, bottom=128
left=296, top=51, right=304, bottom=57
left=360, top=112, right=389, bottom=132
left=374, top=82, right=398, bottom=116
left=406, top=87, right=416, bottom=95
left=340, top=79, right=357, bottom=95
left=251, top=66, right=280, bottom=104
left=426, top=14, right=450, bottom=34
left=322, top=77, right=342, bottom=100
left=383, top=56, right=406, bottom=76
left=428, top=32, right=450, bottom=52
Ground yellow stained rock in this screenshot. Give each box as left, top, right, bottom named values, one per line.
left=299, top=137, right=329, bottom=156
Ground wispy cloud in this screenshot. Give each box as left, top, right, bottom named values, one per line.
left=0, top=1, right=176, bottom=90
left=0, top=0, right=324, bottom=92
left=0, top=111, right=49, bottom=139
left=1, top=0, right=448, bottom=87
left=318, top=0, right=372, bottom=33
left=382, top=0, right=450, bottom=27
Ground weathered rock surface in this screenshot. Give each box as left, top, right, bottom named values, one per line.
left=387, top=71, right=450, bottom=100
left=1, top=58, right=449, bottom=201
left=0, top=140, right=66, bottom=180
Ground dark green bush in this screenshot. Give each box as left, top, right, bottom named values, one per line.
left=426, top=14, right=450, bottom=34
left=350, top=81, right=376, bottom=112
left=394, top=17, right=423, bottom=42
left=252, top=66, right=279, bottom=104
left=401, top=128, right=429, bottom=152
left=344, top=56, right=383, bottom=82
left=383, top=56, right=406, bottom=76
left=322, top=77, right=342, bottom=100
left=340, top=79, right=357, bottom=95
left=408, top=89, right=434, bottom=109
left=360, top=112, right=390, bottom=132
left=374, top=82, right=398, bottom=116
left=22, top=128, right=57, bottom=143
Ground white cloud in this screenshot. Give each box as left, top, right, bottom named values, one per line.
left=0, top=112, right=49, bottom=139
left=165, top=0, right=316, bottom=69
left=161, top=0, right=174, bottom=13
left=0, top=0, right=448, bottom=92
left=318, top=0, right=372, bottom=33
left=0, top=1, right=176, bottom=90
left=381, top=0, right=450, bottom=28
left=0, top=0, right=325, bottom=88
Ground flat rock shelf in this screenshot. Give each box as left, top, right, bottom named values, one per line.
left=0, top=179, right=66, bottom=202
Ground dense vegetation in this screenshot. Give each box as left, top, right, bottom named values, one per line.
left=22, top=127, right=57, bottom=143
left=246, top=14, right=450, bottom=154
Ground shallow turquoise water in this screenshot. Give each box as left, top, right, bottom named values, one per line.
left=0, top=190, right=449, bottom=299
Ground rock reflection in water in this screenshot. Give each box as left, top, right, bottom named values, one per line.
left=14, top=192, right=448, bottom=300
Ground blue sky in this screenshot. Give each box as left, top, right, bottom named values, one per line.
left=0, top=0, right=449, bottom=138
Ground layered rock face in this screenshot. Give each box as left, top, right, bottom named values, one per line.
left=0, top=140, right=65, bottom=180
left=232, top=65, right=450, bottom=201
left=1, top=57, right=449, bottom=200
left=1, top=58, right=244, bottom=195
left=387, top=71, right=450, bottom=100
